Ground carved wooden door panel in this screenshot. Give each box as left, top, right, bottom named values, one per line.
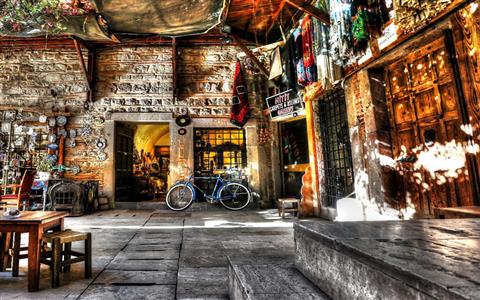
left=386, top=37, right=474, bottom=217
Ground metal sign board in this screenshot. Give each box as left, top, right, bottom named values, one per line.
left=266, top=89, right=304, bottom=121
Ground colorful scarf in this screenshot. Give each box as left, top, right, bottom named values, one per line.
left=293, top=28, right=307, bottom=86
left=301, top=16, right=317, bottom=85
left=230, top=60, right=249, bottom=127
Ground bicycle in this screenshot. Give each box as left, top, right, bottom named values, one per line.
left=165, top=168, right=251, bottom=211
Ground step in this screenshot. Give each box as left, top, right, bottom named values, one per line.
left=228, top=256, right=329, bottom=300
left=294, top=219, right=480, bottom=300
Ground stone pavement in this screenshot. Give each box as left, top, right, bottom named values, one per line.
left=0, top=206, right=295, bottom=299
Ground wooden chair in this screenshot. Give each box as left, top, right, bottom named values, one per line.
left=0, top=169, right=36, bottom=210
left=41, top=230, right=92, bottom=288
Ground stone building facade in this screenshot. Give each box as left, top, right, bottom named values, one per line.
left=0, top=44, right=272, bottom=208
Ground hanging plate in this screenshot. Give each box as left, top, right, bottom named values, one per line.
left=48, top=133, right=56, bottom=143
left=178, top=128, right=187, bottom=136
left=48, top=118, right=56, bottom=127
left=58, top=129, right=68, bottom=138
left=56, top=115, right=67, bottom=126
left=175, top=114, right=191, bottom=127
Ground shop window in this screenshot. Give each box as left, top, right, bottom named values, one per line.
left=318, top=88, right=354, bottom=207
left=194, top=128, right=247, bottom=196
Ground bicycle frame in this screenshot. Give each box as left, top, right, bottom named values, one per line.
left=177, top=174, right=235, bottom=203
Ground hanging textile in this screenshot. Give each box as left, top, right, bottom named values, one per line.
left=301, top=16, right=317, bottom=85
left=394, top=0, right=452, bottom=34
left=329, top=0, right=356, bottom=66
left=312, top=0, right=342, bottom=88
left=351, top=0, right=390, bottom=51
left=230, top=61, right=250, bottom=127
left=280, top=34, right=298, bottom=91
left=293, top=28, right=307, bottom=86
left=269, top=47, right=283, bottom=80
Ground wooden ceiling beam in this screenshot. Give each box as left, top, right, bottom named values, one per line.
left=285, top=0, right=330, bottom=25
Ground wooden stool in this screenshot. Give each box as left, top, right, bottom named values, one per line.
left=277, top=198, right=299, bottom=218
left=41, top=230, right=92, bottom=288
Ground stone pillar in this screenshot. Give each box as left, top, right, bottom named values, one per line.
left=344, top=69, right=395, bottom=209
left=301, top=98, right=320, bottom=217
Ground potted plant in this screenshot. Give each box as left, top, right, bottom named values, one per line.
left=36, top=154, right=54, bottom=180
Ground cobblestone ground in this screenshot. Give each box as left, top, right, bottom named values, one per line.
left=0, top=206, right=295, bottom=299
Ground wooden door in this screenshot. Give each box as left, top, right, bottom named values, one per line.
left=386, top=36, right=475, bottom=217
left=115, top=123, right=134, bottom=202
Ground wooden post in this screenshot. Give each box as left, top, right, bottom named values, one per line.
left=73, top=39, right=91, bottom=91
left=230, top=35, right=270, bottom=77
left=285, top=0, right=330, bottom=26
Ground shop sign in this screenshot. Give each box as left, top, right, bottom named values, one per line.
left=266, top=89, right=304, bottom=121
left=378, top=21, right=398, bottom=51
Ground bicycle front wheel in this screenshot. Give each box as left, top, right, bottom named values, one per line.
left=219, top=183, right=251, bottom=210
left=166, top=183, right=194, bottom=211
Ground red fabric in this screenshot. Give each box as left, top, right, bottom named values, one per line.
left=301, top=16, right=317, bottom=85
left=230, top=60, right=249, bottom=127
left=0, top=194, right=18, bottom=200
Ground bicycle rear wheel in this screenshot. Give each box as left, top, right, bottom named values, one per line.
left=166, top=183, right=194, bottom=211
left=219, top=182, right=251, bottom=210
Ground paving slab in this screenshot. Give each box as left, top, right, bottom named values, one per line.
left=107, top=258, right=179, bottom=271
left=95, top=270, right=177, bottom=285
left=79, top=284, right=176, bottom=300
left=116, top=249, right=180, bottom=260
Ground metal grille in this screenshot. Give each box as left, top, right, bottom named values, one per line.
left=318, top=88, right=354, bottom=207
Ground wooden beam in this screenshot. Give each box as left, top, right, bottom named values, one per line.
left=231, top=34, right=269, bottom=77
left=285, top=0, right=330, bottom=26
left=86, top=48, right=96, bottom=105
left=73, top=39, right=91, bottom=91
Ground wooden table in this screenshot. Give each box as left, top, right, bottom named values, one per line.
left=0, top=211, right=68, bottom=292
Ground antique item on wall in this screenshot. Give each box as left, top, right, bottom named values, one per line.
left=58, top=128, right=67, bottom=138
left=39, top=115, right=48, bottom=123
left=66, top=138, right=76, bottom=148
left=81, top=124, right=92, bottom=136
left=98, top=151, right=107, bottom=161
left=14, top=136, right=25, bottom=147
left=48, top=133, right=56, bottom=143
left=48, top=117, right=56, bottom=127
left=230, top=60, right=250, bottom=127
left=56, top=115, right=67, bottom=126
left=47, top=143, right=59, bottom=150
left=178, top=128, right=187, bottom=136
left=69, top=128, right=77, bottom=138
left=3, top=110, right=17, bottom=122
left=95, top=138, right=107, bottom=150
left=175, top=114, right=191, bottom=127
left=94, top=117, right=105, bottom=125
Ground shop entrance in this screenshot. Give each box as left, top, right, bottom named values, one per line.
left=114, top=122, right=170, bottom=202
left=279, top=118, right=309, bottom=199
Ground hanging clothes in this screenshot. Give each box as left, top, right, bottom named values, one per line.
left=293, top=28, right=307, bottom=87
left=301, top=16, right=317, bottom=85
left=230, top=60, right=249, bottom=127
left=280, top=34, right=298, bottom=91
left=329, top=0, right=356, bottom=66
left=312, top=1, right=342, bottom=88
left=269, top=46, right=283, bottom=80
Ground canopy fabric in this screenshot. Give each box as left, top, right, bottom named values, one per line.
left=91, top=0, right=226, bottom=36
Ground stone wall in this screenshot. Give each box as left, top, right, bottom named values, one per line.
left=0, top=45, right=270, bottom=206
